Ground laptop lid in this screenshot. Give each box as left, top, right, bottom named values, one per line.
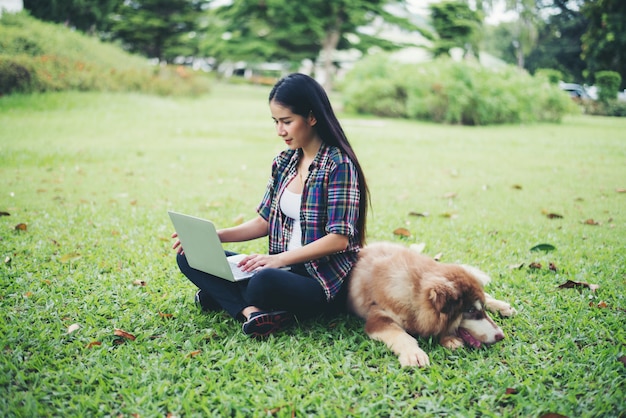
left=168, top=211, right=252, bottom=282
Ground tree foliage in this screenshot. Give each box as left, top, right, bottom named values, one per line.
left=430, top=1, right=483, bottom=58
left=206, top=0, right=430, bottom=87
left=23, top=0, right=122, bottom=33
left=581, top=0, right=626, bottom=89
left=108, top=0, right=209, bottom=62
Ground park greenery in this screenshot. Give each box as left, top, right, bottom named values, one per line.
left=15, top=0, right=625, bottom=92
left=0, top=13, right=211, bottom=96
left=1, top=83, right=625, bottom=416
left=340, top=53, right=577, bottom=125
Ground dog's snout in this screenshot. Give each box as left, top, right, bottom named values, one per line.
left=495, top=333, right=505, bottom=342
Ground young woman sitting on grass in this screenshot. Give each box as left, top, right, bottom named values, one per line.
left=172, top=73, right=369, bottom=338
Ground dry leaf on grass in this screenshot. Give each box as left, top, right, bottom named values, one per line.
left=433, top=252, right=443, bottom=261
left=186, top=350, right=201, bottom=358
left=159, top=312, right=174, bottom=319
left=67, top=323, right=80, bottom=334
left=393, top=227, right=411, bottom=238
left=60, top=253, right=81, bottom=263
left=558, top=280, right=599, bottom=292
left=15, top=223, right=27, bottom=231
left=132, top=279, right=147, bottom=286
left=86, top=341, right=102, bottom=349
left=583, top=218, right=600, bottom=225
left=114, top=328, right=136, bottom=341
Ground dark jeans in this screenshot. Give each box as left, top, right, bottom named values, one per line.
left=176, top=252, right=347, bottom=321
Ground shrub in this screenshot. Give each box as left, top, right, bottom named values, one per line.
left=0, top=12, right=211, bottom=96
left=342, top=54, right=577, bottom=125
left=595, top=71, right=622, bottom=103
left=535, top=68, right=563, bottom=84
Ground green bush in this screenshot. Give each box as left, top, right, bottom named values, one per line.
left=0, top=12, right=211, bottom=96
left=595, top=70, right=622, bottom=103
left=535, top=68, right=563, bottom=84
left=342, top=54, right=578, bottom=125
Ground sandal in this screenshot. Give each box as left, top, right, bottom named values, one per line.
left=242, top=310, right=295, bottom=338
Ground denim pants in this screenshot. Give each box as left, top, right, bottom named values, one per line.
left=176, top=252, right=346, bottom=320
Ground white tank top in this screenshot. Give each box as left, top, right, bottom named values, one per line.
left=280, top=188, right=302, bottom=250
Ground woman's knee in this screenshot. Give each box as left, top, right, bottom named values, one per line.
left=176, top=253, right=193, bottom=275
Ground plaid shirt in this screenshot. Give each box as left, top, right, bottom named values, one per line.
left=257, top=143, right=361, bottom=301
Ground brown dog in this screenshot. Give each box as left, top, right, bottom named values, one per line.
left=347, top=242, right=516, bottom=367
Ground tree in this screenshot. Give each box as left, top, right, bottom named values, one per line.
left=206, top=0, right=431, bottom=89
left=429, top=1, right=483, bottom=58
left=23, top=0, right=122, bottom=33
left=109, top=0, right=209, bottom=62
left=580, top=0, right=626, bottom=89
left=525, top=4, right=587, bottom=83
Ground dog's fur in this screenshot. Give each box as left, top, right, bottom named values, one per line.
left=347, top=242, right=516, bottom=367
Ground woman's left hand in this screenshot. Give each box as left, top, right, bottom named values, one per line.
left=237, top=253, right=284, bottom=272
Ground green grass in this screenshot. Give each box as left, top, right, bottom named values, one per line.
left=1, top=84, right=625, bottom=417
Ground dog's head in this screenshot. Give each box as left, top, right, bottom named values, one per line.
left=426, top=265, right=505, bottom=348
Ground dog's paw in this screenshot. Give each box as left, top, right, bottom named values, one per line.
left=398, top=346, right=430, bottom=367
left=485, top=295, right=517, bottom=317
left=440, top=335, right=464, bottom=350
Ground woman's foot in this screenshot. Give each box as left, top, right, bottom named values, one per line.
left=194, top=290, right=220, bottom=312
left=242, top=310, right=295, bottom=338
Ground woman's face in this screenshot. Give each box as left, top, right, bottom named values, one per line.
left=270, top=100, right=317, bottom=150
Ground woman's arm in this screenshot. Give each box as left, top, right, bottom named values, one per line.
left=237, top=232, right=348, bottom=272
left=218, top=215, right=269, bottom=243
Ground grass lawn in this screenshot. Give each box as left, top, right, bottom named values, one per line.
left=1, top=83, right=625, bottom=417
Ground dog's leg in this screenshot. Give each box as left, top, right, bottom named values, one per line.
left=364, top=308, right=430, bottom=367
left=484, top=293, right=517, bottom=317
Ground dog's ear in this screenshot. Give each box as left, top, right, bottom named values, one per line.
left=427, top=279, right=459, bottom=314
left=459, top=265, right=491, bottom=287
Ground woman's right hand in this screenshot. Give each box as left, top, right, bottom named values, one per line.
left=171, top=232, right=184, bottom=254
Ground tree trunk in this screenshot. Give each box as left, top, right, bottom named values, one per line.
left=320, top=18, right=342, bottom=91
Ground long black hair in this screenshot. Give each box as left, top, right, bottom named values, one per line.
left=269, top=73, right=369, bottom=247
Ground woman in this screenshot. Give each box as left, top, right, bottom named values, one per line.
left=173, top=73, right=368, bottom=338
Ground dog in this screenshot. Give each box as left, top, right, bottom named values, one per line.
left=347, top=242, right=516, bottom=367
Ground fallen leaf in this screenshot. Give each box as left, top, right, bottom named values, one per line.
left=549, top=262, right=558, bottom=272
left=505, top=388, right=518, bottom=395
left=4, top=256, right=11, bottom=265
left=440, top=212, right=458, bottom=219
left=508, top=263, right=524, bottom=270
left=393, top=227, right=411, bottom=238
left=583, top=218, right=600, bottom=225
left=529, top=262, right=542, bottom=269
left=15, top=223, right=27, bottom=231
left=86, top=341, right=102, bottom=348
left=0, top=211, right=10, bottom=216
left=159, top=312, right=174, bottom=319
left=616, top=188, right=626, bottom=193
left=545, top=213, right=563, bottom=219
left=618, top=356, right=626, bottom=367
left=24, top=291, right=33, bottom=297
left=132, top=279, right=147, bottom=286
left=512, top=184, right=523, bottom=190
left=408, top=211, right=429, bottom=217
left=67, top=323, right=80, bottom=334
left=558, top=280, right=599, bottom=292
left=433, top=252, right=443, bottom=261
left=530, top=243, right=556, bottom=252
left=186, top=350, right=202, bottom=358
left=114, top=328, right=136, bottom=341
left=59, top=253, right=81, bottom=263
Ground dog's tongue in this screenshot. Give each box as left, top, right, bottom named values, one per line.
left=457, top=328, right=482, bottom=349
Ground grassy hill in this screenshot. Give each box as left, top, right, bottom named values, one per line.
left=0, top=12, right=211, bottom=96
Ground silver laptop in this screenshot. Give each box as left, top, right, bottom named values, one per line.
left=168, top=211, right=253, bottom=282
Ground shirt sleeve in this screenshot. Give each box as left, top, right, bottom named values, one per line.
left=256, top=158, right=279, bottom=221
left=325, top=160, right=360, bottom=238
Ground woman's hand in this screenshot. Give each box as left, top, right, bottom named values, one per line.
left=171, top=232, right=184, bottom=254
left=237, top=253, right=285, bottom=272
